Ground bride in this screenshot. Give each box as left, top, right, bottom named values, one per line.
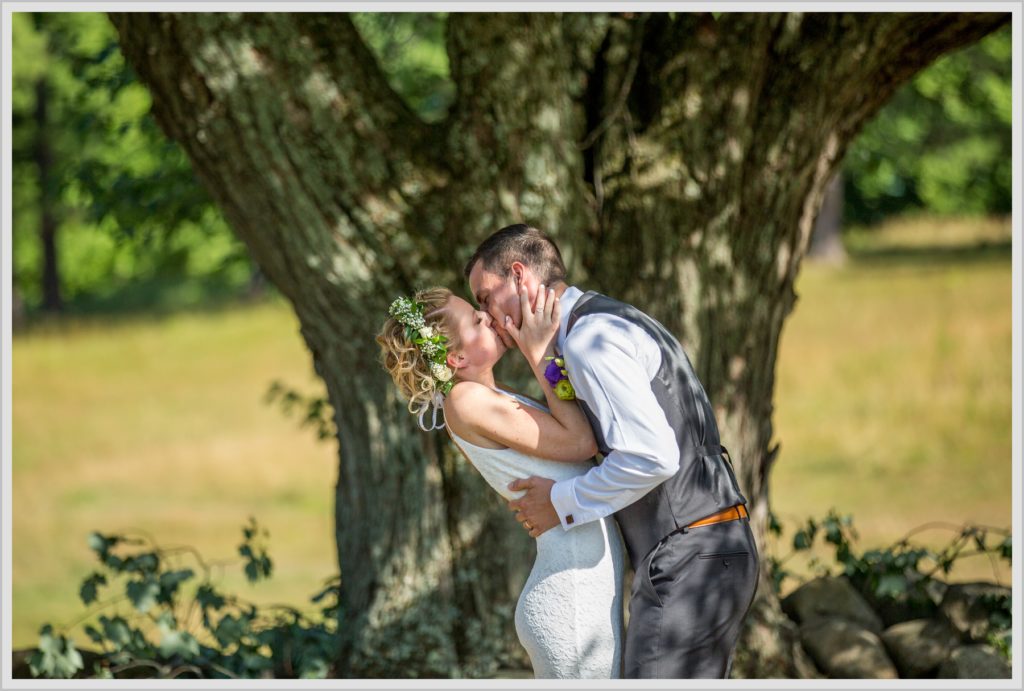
left=376, top=284, right=625, bottom=679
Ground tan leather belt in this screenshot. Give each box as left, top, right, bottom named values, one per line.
left=686, top=504, right=748, bottom=530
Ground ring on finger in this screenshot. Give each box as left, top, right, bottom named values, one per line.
left=523, top=520, right=533, bottom=530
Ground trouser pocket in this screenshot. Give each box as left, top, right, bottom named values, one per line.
left=639, top=540, right=667, bottom=607
left=697, top=550, right=749, bottom=560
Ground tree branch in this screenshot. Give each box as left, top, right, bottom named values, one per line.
left=107, top=12, right=439, bottom=302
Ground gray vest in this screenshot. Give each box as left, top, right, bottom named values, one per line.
left=567, top=291, right=747, bottom=567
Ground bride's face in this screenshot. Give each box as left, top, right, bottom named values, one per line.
left=444, top=296, right=507, bottom=371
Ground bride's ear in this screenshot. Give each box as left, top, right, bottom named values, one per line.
left=446, top=351, right=465, bottom=370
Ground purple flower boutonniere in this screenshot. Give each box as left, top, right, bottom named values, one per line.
left=543, top=356, right=576, bottom=401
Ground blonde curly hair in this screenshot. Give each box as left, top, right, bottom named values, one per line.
left=376, top=287, right=459, bottom=416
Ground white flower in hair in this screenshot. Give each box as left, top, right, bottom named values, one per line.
left=431, top=362, right=453, bottom=382
left=389, top=294, right=455, bottom=395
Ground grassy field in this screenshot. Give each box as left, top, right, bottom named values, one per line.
left=10, top=215, right=1013, bottom=646
left=12, top=303, right=339, bottom=648
left=771, top=215, right=1012, bottom=589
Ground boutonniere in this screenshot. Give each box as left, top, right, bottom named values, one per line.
left=543, top=356, right=576, bottom=401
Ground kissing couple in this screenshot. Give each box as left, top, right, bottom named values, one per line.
left=377, top=224, right=758, bottom=679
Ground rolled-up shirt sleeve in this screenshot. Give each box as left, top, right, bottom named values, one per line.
left=549, top=316, right=680, bottom=530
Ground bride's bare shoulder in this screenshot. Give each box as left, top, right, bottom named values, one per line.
left=445, top=381, right=499, bottom=419
left=445, top=382, right=505, bottom=444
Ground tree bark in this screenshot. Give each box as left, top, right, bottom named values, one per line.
left=109, top=11, right=1008, bottom=677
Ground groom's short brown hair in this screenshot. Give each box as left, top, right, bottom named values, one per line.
left=464, top=224, right=567, bottom=285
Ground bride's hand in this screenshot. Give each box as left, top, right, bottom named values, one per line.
left=504, top=283, right=560, bottom=369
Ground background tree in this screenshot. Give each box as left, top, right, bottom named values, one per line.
left=842, top=24, right=1011, bottom=225
left=103, top=11, right=1008, bottom=677
left=13, top=13, right=67, bottom=313
left=11, top=12, right=253, bottom=319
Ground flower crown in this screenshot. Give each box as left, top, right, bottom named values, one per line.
left=389, top=296, right=455, bottom=395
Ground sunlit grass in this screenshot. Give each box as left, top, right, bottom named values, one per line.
left=10, top=215, right=1013, bottom=646
left=12, top=298, right=338, bottom=647
left=771, top=215, right=1012, bottom=590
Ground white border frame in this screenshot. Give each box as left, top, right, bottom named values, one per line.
left=1, top=2, right=1020, bottom=689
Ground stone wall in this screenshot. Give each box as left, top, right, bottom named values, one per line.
left=781, top=576, right=1011, bottom=678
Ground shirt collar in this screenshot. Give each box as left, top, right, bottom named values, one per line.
left=557, top=285, right=584, bottom=353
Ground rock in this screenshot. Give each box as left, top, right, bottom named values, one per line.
left=782, top=576, right=884, bottom=633
left=937, top=645, right=1011, bottom=679
left=732, top=606, right=823, bottom=679
left=881, top=618, right=961, bottom=678
left=799, top=619, right=898, bottom=679
left=940, top=582, right=1011, bottom=642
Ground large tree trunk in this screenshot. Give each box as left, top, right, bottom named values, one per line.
left=109, top=11, right=1007, bottom=677
left=34, top=78, right=63, bottom=313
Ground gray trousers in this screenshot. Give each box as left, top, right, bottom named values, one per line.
left=623, top=517, right=759, bottom=678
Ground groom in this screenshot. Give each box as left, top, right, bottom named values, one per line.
left=465, top=224, right=759, bottom=679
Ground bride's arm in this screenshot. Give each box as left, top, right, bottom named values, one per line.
left=445, top=381, right=597, bottom=463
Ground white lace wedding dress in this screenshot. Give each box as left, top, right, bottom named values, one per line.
left=448, top=388, right=626, bottom=679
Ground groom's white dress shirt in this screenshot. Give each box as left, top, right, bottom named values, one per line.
left=549, top=286, right=681, bottom=530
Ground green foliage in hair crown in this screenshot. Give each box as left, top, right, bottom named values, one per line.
left=389, top=296, right=455, bottom=395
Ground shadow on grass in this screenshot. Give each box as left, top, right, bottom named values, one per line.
left=14, top=273, right=282, bottom=336
left=847, top=239, right=1011, bottom=268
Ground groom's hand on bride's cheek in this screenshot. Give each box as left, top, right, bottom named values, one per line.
left=507, top=476, right=558, bottom=538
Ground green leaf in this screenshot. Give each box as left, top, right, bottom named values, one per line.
left=126, top=577, right=160, bottom=613
left=31, top=625, right=84, bottom=679
left=87, top=532, right=109, bottom=555
left=103, top=553, right=125, bottom=570
left=159, top=568, right=194, bottom=593
left=157, top=614, right=199, bottom=659
left=83, top=625, right=104, bottom=645
left=299, top=656, right=331, bottom=679
left=196, top=583, right=226, bottom=610
left=244, top=561, right=259, bottom=583
left=875, top=573, right=907, bottom=598
left=79, top=572, right=107, bottom=605
left=823, top=516, right=843, bottom=545
left=124, top=552, right=160, bottom=574
left=99, top=615, right=132, bottom=647
left=214, top=614, right=244, bottom=647
left=793, top=530, right=812, bottom=550
left=243, top=517, right=256, bottom=540
left=990, top=610, right=1011, bottom=630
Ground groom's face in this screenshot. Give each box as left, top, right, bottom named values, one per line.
left=468, top=261, right=533, bottom=350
